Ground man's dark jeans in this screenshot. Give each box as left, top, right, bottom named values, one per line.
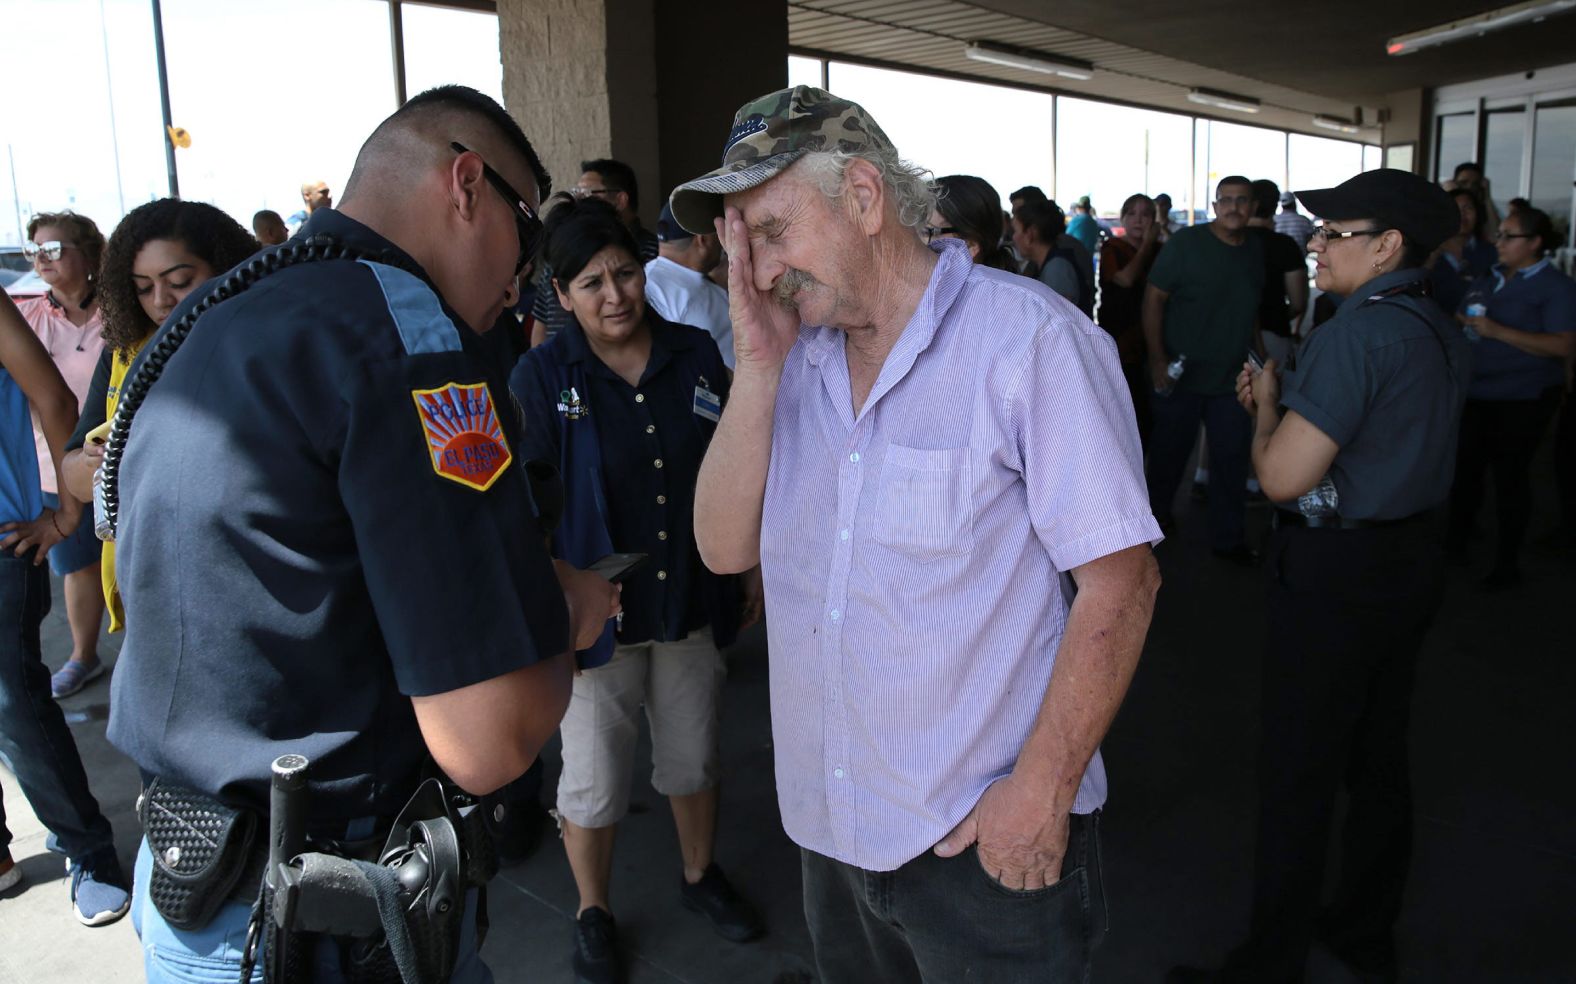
left=1147, top=389, right=1251, bottom=550
left=0, top=551, right=116, bottom=863
left=802, top=811, right=1106, bottom=983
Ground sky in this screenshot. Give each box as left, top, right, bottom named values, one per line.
left=1, top=3, right=1376, bottom=249
left=1, top=0, right=501, bottom=246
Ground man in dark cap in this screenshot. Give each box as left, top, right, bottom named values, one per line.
left=1171, top=169, right=1466, bottom=984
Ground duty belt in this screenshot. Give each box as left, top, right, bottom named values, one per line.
left=138, top=757, right=497, bottom=984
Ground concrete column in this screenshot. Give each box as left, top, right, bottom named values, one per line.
left=1379, top=88, right=1430, bottom=176
left=498, top=0, right=786, bottom=224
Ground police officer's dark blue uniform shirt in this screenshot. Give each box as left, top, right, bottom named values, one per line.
left=108, top=209, right=569, bottom=828
left=1278, top=268, right=1470, bottom=520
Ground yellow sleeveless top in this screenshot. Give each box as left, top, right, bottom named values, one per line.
left=100, top=339, right=146, bottom=633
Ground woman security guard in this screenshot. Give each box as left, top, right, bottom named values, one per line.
left=1178, top=170, right=1468, bottom=984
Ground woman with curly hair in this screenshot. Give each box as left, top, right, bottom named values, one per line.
left=60, top=199, right=257, bottom=631
left=13, top=211, right=110, bottom=696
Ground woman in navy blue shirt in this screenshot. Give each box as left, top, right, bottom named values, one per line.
left=509, top=198, right=762, bottom=983
left=1449, top=206, right=1576, bottom=586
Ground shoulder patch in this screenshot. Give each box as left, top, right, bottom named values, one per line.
left=412, top=381, right=513, bottom=490
left=358, top=259, right=462, bottom=355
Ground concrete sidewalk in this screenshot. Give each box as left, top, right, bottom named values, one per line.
left=3, top=488, right=1574, bottom=982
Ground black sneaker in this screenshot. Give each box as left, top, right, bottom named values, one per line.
left=572, top=906, right=622, bottom=984
left=680, top=863, right=764, bottom=942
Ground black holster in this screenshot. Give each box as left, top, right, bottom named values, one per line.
left=244, top=763, right=496, bottom=984
left=138, top=778, right=260, bottom=931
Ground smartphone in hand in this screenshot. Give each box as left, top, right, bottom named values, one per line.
left=1246, top=350, right=1265, bottom=375
left=587, top=552, right=648, bottom=583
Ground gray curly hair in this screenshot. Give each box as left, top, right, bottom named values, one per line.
left=798, top=148, right=936, bottom=233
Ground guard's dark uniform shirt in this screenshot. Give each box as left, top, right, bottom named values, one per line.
left=107, top=209, right=569, bottom=828
left=1279, top=267, right=1470, bottom=519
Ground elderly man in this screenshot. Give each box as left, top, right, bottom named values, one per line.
left=672, top=86, right=1161, bottom=982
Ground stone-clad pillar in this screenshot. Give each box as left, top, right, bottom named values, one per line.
left=498, top=0, right=786, bottom=225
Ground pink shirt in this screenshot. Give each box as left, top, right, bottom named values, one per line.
left=17, top=294, right=105, bottom=495
left=761, top=240, right=1160, bottom=871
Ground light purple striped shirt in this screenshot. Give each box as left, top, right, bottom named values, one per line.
left=761, top=238, right=1160, bottom=872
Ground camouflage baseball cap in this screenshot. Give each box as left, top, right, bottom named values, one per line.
left=668, top=85, right=896, bottom=235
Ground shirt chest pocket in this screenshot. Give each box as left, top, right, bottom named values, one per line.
left=871, top=445, right=974, bottom=562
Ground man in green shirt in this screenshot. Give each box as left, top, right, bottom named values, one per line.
left=1142, top=175, right=1265, bottom=562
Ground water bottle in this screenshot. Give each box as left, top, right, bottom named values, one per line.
left=1298, top=474, right=1340, bottom=518
left=1462, top=290, right=1487, bottom=342
left=1157, top=353, right=1186, bottom=395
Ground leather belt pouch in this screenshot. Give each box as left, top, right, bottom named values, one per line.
left=138, top=777, right=259, bottom=930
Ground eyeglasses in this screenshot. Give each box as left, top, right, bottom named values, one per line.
left=1215, top=195, right=1253, bottom=208
left=23, top=240, right=74, bottom=262
left=1309, top=224, right=1383, bottom=244
left=450, top=141, right=543, bottom=276
left=1494, top=231, right=1536, bottom=241
left=569, top=186, right=612, bottom=200
left=924, top=225, right=957, bottom=243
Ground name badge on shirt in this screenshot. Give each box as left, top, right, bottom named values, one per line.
left=693, top=379, right=722, bottom=422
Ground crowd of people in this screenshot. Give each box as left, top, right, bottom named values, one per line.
left=0, top=77, right=1571, bottom=984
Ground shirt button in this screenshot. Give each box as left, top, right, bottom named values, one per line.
left=849, top=451, right=861, bottom=463
left=658, top=531, right=668, bottom=541
left=645, top=424, right=655, bottom=434
left=657, top=570, right=668, bottom=581
left=833, top=768, right=845, bottom=779
left=839, top=529, right=850, bottom=541
left=654, top=458, right=664, bottom=469
left=830, top=609, right=841, bottom=621
left=656, top=494, right=666, bottom=505
left=635, top=393, right=645, bottom=403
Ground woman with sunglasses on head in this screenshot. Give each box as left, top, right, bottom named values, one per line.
left=13, top=212, right=110, bottom=697
left=924, top=175, right=1015, bottom=271
left=1447, top=206, right=1576, bottom=587
left=509, top=197, right=763, bottom=984
left=1173, top=171, right=1468, bottom=984
left=58, top=199, right=257, bottom=633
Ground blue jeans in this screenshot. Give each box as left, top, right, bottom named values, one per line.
left=1146, top=388, right=1252, bottom=550
left=133, top=839, right=495, bottom=983
left=0, top=550, right=115, bottom=861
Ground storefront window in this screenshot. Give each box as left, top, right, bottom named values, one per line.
left=1529, top=102, right=1576, bottom=248
left=1483, top=108, right=1526, bottom=216
left=1435, top=113, right=1476, bottom=183
left=403, top=3, right=503, bottom=104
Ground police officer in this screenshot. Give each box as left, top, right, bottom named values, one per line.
left=1172, top=169, right=1467, bottom=983
left=107, top=85, right=621, bottom=982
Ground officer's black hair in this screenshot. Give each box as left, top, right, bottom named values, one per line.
left=1009, top=185, right=1047, bottom=205
left=1011, top=198, right=1066, bottom=244
left=1250, top=179, right=1280, bottom=220
left=933, top=175, right=1014, bottom=271
left=358, top=84, right=551, bottom=201
left=579, top=158, right=640, bottom=212
left=1453, top=161, right=1482, bottom=178
left=1507, top=206, right=1558, bottom=256
left=543, top=197, right=643, bottom=293
left=252, top=209, right=284, bottom=227
left=99, top=198, right=260, bottom=354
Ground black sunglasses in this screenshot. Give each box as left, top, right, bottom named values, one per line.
left=450, top=141, right=543, bottom=276
left=924, top=225, right=957, bottom=243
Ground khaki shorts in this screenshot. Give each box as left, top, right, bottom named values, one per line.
left=556, top=626, right=725, bottom=828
